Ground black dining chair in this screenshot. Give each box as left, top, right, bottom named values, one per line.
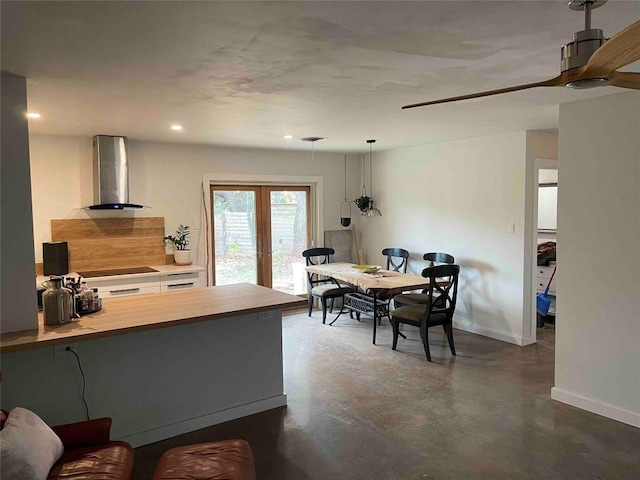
left=302, top=247, right=355, bottom=324
left=393, top=252, right=455, bottom=308
left=390, top=264, right=460, bottom=362
left=382, top=247, right=409, bottom=273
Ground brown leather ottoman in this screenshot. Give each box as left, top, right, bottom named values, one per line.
left=153, top=439, right=256, bottom=480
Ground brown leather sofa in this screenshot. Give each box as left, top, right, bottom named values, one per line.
left=153, top=439, right=256, bottom=480
left=49, top=417, right=134, bottom=480
left=1, top=412, right=134, bottom=480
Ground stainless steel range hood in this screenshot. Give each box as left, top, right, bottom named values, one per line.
left=87, top=135, right=144, bottom=210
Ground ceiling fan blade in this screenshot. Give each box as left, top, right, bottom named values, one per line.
left=402, top=76, right=565, bottom=109
left=608, top=71, right=640, bottom=90
left=582, top=20, right=640, bottom=77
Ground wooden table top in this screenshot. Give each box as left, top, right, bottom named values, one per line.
left=1, top=284, right=306, bottom=354
left=305, top=262, right=434, bottom=295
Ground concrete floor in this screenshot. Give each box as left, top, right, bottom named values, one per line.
left=134, top=310, right=640, bottom=479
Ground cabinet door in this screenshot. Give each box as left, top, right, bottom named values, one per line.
left=538, top=185, right=557, bottom=232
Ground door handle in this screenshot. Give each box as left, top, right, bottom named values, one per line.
left=167, top=282, right=194, bottom=288
left=110, top=288, right=140, bottom=294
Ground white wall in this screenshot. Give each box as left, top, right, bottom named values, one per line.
left=361, top=131, right=533, bottom=345
left=553, top=91, right=640, bottom=427
left=1, top=72, right=38, bottom=333
left=29, top=135, right=362, bottom=267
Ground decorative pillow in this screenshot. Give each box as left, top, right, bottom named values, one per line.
left=0, top=407, right=64, bottom=480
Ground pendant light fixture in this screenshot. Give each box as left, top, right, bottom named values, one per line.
left=365, top=139, right=382, bottom=217
left=340, top=155, right=352, bottom=228
left=355, top=152, right=371, bottom=215
left=302, top=136, right=325, bottom=246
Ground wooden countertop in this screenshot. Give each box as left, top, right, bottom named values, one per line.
left=1, top=284, right=306, bottom=354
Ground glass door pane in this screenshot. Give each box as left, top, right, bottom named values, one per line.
left=212, top=188, right=258, bottom=286
left=268, top=189, right=309, bottom=295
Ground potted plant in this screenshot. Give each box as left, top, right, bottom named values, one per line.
left=164, top=224, right=192, bottom=265
left=354, top=195, right=372, bottom=214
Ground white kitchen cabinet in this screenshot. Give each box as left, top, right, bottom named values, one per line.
left=83, top=266, right=205, bottom=298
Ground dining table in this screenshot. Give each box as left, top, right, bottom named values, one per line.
left=304, top=262, right=442, bottom=344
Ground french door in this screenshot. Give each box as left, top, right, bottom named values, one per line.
left=211, top=185, right=311, bottom=294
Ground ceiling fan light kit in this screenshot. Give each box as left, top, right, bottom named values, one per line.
left=403, top=0, right=640, bottom=109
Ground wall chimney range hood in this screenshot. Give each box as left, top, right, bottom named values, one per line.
left=87, top=135, right=144, bottom=210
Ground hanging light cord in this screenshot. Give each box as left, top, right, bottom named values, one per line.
left=361, top=153, right=367, bottom=196
left=344, top=155, right=348, bottom=201
left=369, top=142, right=373, bottom=198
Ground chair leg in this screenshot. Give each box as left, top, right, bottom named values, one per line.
left=321, top=299, right=328, bottom=324
left=422, top=328, right=432, bottom=362
left=443, top=323, right=456, bottom=356
left=329, top=298, right=334, bottom=313
left=307, top=295, right=313, bottom=317
left=391, top=319, right=399, bottom=350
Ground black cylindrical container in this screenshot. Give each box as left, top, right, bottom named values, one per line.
left=43, top=241, right=69, bottom=276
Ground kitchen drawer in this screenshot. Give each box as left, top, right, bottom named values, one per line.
left=87, top=275, right=160, bottom=297
left=536, top=265, right=557, bottom=279
left=160, top=272, right=200, bottom=289
left=99, top=285, right=161, bottom=298
left=536, top=277, right=557, bottom=295
left=161, top=282, right=199, bottom=293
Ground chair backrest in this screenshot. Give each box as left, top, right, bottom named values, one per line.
left=421, top=264, right=460, bottom=320
left=302, top=247, right=335, bottom=287
left=423, top=252, right=455, bottom=267
left=381, top=247, right=409, bottom=273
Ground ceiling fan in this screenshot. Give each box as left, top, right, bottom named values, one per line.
left=402, top=0, right=640, bottom=109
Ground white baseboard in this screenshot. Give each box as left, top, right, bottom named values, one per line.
left=551, top=387, right=640, bottom=428
left=118, top=394, right=288, bottom=448
left=520, top=335, right=536, bottom=346
left=454, top=320, right=524, bottom=346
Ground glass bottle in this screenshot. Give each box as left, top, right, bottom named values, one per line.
left=42, top=276, right=73, bottom=325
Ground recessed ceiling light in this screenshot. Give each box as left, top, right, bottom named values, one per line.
left=170, top=125, right=183, bottom=131
left=26, top=112, right=41, bottom=119
left=284, top=135, right=293, bottom=139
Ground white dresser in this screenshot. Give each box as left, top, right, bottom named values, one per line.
left=536, top=263, right=557, bottom=315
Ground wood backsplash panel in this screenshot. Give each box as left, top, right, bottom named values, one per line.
left=51, top=218, right=166, bottom=271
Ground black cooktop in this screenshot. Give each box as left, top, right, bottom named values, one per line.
left=76, top=266, right=159, bottom=278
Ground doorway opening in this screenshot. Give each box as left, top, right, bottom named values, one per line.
left=532, top=161, right=558, bottom=335
left=210, top=185, right=311, bottom=295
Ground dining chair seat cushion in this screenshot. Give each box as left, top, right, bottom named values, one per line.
left=394, top=293, right=429, bottom=305
left=392, top=305, right=446, bottom=325
left=311, top=284, right=353, bottom=297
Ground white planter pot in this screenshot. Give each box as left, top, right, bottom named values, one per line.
left=173, top=250, right=192, bottom=266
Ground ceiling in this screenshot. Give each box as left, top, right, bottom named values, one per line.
left=2, top=1, right=639, bottom=153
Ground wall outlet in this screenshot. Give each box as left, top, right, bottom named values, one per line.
left=508, top=222, right=516, bottom=233
left=258, top=311, right=272, bottom=321
left=53, top=343, right=77, bottom=357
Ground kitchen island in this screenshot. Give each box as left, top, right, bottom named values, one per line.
left=0, top=284, right=305, bottom=447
